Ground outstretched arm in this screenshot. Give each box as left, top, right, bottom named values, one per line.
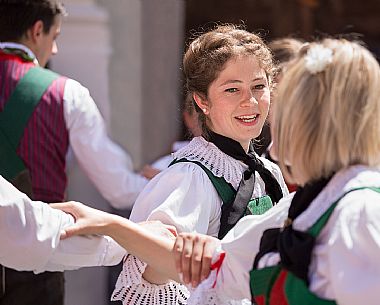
left=51, top=201, right=181, bottom=282
left=0, top=176, right=124, bottom=272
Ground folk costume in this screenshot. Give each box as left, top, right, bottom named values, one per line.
left=112, top=135, right=288, bottom=305
left=0, top=43, right=146, bottom=305
left=187, top=165, right=380, bottom=305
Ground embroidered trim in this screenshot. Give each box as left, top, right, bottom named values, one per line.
left=0, top=42, right=39, bottom=65
left=112, top=255, right=190, bottom=305
left=173, top=137, right=246, bottom=188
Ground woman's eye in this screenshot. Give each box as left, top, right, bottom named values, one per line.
left=253, top=84, right=266, bottom=90
left=225, top=88, right=238, bottom=93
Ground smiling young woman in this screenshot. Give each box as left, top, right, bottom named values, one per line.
left=54, top=24, right=289, bottom=305
left=95, top=24, right=289, bottom=305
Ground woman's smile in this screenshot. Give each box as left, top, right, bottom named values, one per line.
left=198, top=55, right=270, bottom=151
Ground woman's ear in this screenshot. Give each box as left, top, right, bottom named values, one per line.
left=193, top=93, right=209, bottom=115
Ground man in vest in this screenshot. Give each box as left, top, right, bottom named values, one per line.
left=0, top=0, right=149, bottom=304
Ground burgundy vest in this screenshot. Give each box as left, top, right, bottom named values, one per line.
left=0, top=52, right=69, bottom=202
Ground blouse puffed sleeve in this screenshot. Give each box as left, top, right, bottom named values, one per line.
left=112, top=162, right=222, bottom=305
left=312, top=189, right=380, bottom=305
left=187, top=195, right=292, bottom=305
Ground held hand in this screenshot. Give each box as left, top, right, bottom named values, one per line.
left=173, top=232, right=219, bottom=287
left=140, top=165, right=161, bottom=179
left=50, top=201, right=116, bottom=239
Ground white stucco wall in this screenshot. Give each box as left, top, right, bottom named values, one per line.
left=50, top=0, right=185, bottom=304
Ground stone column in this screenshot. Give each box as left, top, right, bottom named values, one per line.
left=52, top=0, right=111, bottom=123
left=97, top=0, right=185, bottom=167
left=50, top=1, right=112, bottom=305
left=50, top=0, right=185, bottom=304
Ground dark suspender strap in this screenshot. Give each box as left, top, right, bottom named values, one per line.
left=169, top=158, right=236, bottom=206
left=0, top=67, right=60, bottom=180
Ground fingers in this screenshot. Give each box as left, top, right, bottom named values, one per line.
left=50, top=201, right=81, bottom=220
left=59, top=229, right=68, bottom=240
left=50, top=201, right=72, bottom=211
left=59, top=219, right=98, bottom=239
left=173, top=233, right=215, bottom=287
left=181, top=234, right=194, bottom=285
left=200, top=240, right=214, bottom=281
left=60, top=225, right=80, bottom=239
left=140, top=165, right=161, bottom=179
left=173, top=236, right=184, bottom=275
left=190, top=235, right=203, bottom=286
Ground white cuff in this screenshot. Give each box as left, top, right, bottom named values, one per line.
left=111, top=254, right=190, bottom=304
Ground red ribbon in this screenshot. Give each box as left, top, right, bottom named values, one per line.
left=210, top=251, right=226, bottom=288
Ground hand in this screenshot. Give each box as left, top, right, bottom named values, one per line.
left=50, top=201, right=116, bottom=239
left=140, top=165, right=161, bottom=179
left=173, top=232, right=219, bottom=287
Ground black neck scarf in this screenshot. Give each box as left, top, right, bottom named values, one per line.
left=253, top=176, right=332, bottom=283
left=207, top=131, right=284, bottom=239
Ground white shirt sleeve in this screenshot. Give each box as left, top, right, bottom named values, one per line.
left=63, top=79, right=148, bottom=209
left=0, top=176, right=125, bottom=273
left=216, top=195, right=291, bottom=300
left=130, top=162, right=222, bottom=236
left=187, top=195, right=292, bottom=304
left=310, top=189, right=380, bottom=305
left=187, top=196, right=291, bottom=305
left=110, top=163, right=222, bottom=305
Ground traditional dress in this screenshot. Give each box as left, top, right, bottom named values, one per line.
left=187, top=165, right=380, bottom=305
left=112, top=136, right=289, bottom=305
left=0, top=42, right=146, bottom=305
left=0, top=42, right=148, bottom=207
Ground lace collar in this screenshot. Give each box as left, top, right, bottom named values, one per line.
left=173, top=136, right=247, bottom=188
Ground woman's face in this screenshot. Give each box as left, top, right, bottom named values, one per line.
left=202, top=55, right=270, bottom=151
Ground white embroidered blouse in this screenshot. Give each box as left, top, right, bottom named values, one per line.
left=187, top=165, right=380, bottom=305
left=112, top=136, right=289, bottom=305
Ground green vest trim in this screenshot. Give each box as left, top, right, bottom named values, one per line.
left=250, top=265, right=280, bottom=298
left=309, top=186, right=380, bottom=237
left=285, top=272, right=336, bottom=305
left=0, top=67, right=60, bottom=180
left=170, top=158, right=236, bottom=205
left=250, top=186, right=380, bottom=305
left=170, top=158, right=273, bottom=215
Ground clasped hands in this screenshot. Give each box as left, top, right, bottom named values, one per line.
left=51, top=201, right=220, bottom=288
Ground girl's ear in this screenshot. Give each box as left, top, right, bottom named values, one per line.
left=193, top=93, right=209, bottom=115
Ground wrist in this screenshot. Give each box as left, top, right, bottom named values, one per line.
left=104, top=214, right=132, bottom=237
